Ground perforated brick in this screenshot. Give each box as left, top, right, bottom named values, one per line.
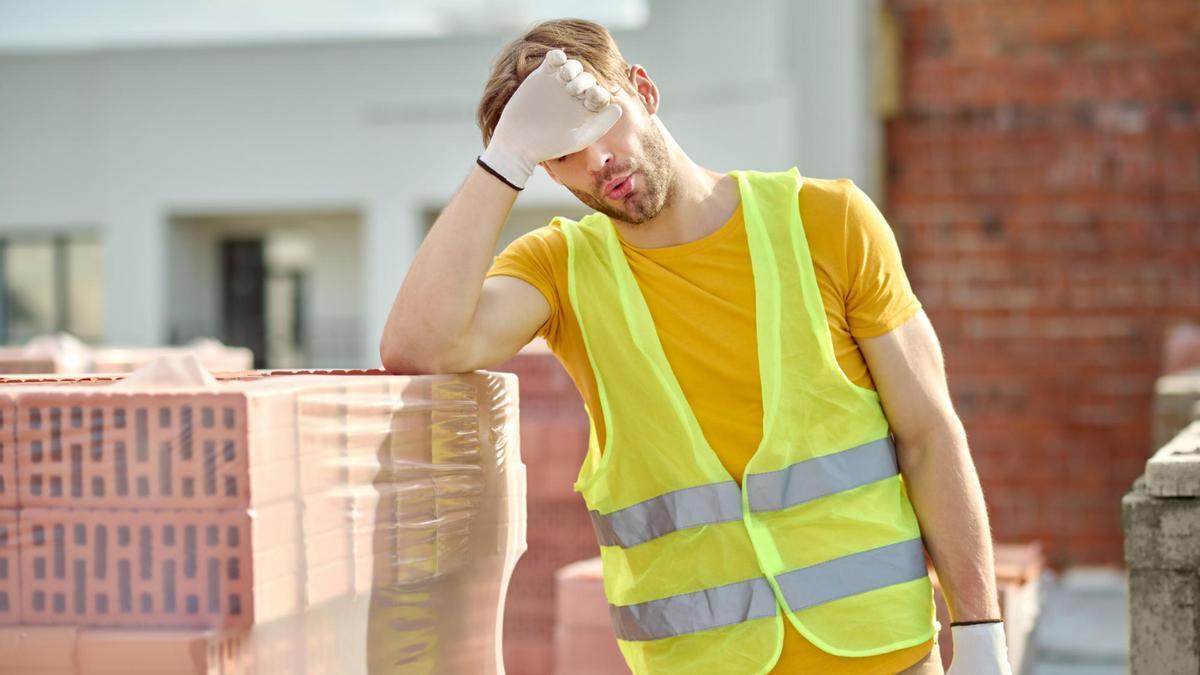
left=17, top=503, right=299, bottom=628
left=14, top=385, right=297, bottom=509
left=80, top=627, right=241, bottom=674
left=0, top=395, right=15, bottom=509
left=0, top=510, right=18, bottom=624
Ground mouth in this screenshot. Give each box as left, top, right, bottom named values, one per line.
left=605, top=173, right=635, bottom=200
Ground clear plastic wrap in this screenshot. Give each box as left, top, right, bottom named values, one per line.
left=0, top=363, right=527, bottom=674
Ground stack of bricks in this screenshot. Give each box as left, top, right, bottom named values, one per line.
left=496, top=343, right=596, bottom=675
left=0, top=367, right=526, bottom=674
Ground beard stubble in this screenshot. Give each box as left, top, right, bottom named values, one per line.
left=568, top=121, right=673, bottom=226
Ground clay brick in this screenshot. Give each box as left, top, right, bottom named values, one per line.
left=14, top=386, right=297, bottom=509
left=0, top=625, right=76, bottom=669
left=0, top=347, right=75, bottom=376
left=0, top=510, right=19, bottom=624
left=0, top=396, right=15, bottom=509
left=553, top=557, right=627, bottom=675
left=90, top=347, right=252, bottom=375
left=76, top=627, right=242, bottom=674
left=17, top=502, right=299, bottom=628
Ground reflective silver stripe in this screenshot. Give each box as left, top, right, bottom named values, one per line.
left=777, top=537, right=928, bottom=612
left=610, top=576, right=778, bottom=642
left=590, top=480, right=743, bottom=548
left=746, top=437, right=899, bottom=512
left=609, top=538, right=927, bottom=640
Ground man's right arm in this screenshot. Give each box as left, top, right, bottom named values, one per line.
left=379, top=49, right=620, bottom=374
left=378, top=163, right=549, bottom=373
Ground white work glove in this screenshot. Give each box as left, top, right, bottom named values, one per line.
left=478, top=49, right=622, bottom=190
left=947, top=622, right=1013, bottom=675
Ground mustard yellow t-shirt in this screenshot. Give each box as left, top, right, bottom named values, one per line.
left=487, top=175, right=931, bottom=674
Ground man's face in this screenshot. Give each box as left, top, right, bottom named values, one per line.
left=540, top=88, right=672, bottom=226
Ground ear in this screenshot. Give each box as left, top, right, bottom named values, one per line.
left=627, top=64, right=660, bottom=116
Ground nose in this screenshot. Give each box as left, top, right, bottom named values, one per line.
left=582, top=142, right=614, bottom=177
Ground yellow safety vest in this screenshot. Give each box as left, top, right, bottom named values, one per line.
left=558, top=168, right=937, bottom=674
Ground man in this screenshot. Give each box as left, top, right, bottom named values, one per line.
left=381, top=18, right=1011, bottom=675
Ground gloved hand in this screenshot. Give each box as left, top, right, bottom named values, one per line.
left=479, top=48, right=623, bottom=189
left=946, top=622, right=1013, bottom=675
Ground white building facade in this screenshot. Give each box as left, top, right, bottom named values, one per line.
left=0, top=0, right=888, bottom=368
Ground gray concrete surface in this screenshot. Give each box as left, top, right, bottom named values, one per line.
left=1027, top=567, right=1130, bottom=675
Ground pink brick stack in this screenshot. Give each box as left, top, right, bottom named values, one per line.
left=0, top=368, right=526, bottom=674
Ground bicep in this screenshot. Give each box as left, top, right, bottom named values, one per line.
left=458, top=275, right=552, bottom=370
left=857, top=310, right=963, bottom=445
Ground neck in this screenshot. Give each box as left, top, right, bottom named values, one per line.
left=614, top=137, right=739, bottom=249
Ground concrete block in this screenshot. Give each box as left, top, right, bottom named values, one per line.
left=1154, top=369, right=1200, bottom=453
left=1146, top=421, right=1200, bottom=497
left=1128, top=568, right=1200, bottom=675
left=1123, top=477, right=1200, bottom=570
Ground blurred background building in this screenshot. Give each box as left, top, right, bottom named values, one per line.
left=0, top=0, right=884, bottom=370
left=1, top=0, right=1197, bottom=673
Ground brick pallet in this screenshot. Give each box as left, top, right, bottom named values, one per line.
left=0, top=367, right=526, bottom=674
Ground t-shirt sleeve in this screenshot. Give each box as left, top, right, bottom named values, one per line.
left=485, top=226, right=562, bottom=342
left=842, top=182, right=922, bottom=338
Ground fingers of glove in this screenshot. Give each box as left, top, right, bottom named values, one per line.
left=541, top=49, right=567, bottom=70
left=565, top=72, right=597, bottom=98
left=583, top=85, right=613, bottom=112
left=557, top=59, right=583, bottom=83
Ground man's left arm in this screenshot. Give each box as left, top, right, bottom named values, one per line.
left=857, top=309, right=999, bottom=623
left=858, top=310, right=1013, bottom=673
left=834, top=178, right=1010, bottom=670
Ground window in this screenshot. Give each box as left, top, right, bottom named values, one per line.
left=0, top=234, right=104, bottom=345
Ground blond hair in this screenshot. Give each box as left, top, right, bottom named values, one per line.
left=476, top=18, right=634, bottom=147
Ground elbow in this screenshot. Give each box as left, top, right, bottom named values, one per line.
left=379, top=335, right=468, bottom=375
left=379, top=335, right=426, bottom=374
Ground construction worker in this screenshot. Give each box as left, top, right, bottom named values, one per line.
left=381, top=18, right=1012, bottom=675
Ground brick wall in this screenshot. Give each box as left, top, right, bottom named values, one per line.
left=885, top=0, right=1200, bottom=567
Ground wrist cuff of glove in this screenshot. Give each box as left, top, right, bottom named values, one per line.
left=476, top=156, right=524, bottom=191
left=951, top=619, right=1004, bottom=627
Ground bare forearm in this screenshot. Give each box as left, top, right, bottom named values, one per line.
left=896, top=423, right=1002, bottom=623
left=380, top=164, right=517, bottom=370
